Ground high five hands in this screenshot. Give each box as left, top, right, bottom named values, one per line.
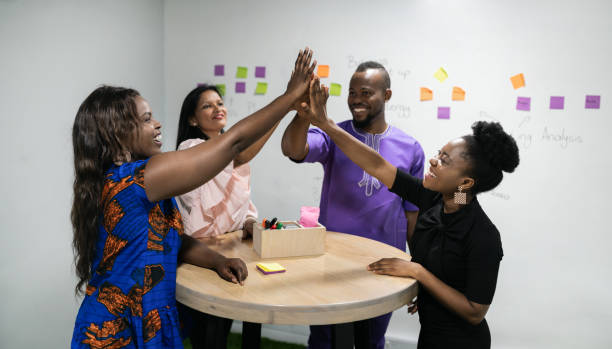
left=286, top=47, right=317, bottom=107
left=298, top=77, right=331, bottom=129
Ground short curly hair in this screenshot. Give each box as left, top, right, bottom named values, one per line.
left=461, top=121, right=520, bottom=195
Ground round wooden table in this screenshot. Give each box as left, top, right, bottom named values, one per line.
left=176, top=230, right=417, bottom=348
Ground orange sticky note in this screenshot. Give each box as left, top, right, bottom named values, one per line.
left=510, top=73, right=525, bottom=89
left=317, top=65, right=330, bottom=78
left=420, top=87, right=433, bottom=101
left=452, top=87, right=465, bottom=101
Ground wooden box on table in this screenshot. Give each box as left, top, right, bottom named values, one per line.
left=252, top=221, right=326, bottom=258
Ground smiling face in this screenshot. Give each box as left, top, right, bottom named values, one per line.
left=423, top=138, right=475, bottom=195
left=130, top=96, right=162, bottom=160
left=190, top=90, right=227, bottom=137
left=347, top=69, right=391, bottom=129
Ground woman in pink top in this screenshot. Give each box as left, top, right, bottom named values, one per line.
left=175, top=84, right=277, bottom=239
left=175, top=84, right=280, bottom=346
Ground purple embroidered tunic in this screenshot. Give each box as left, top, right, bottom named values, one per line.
left=302, top=120, right=425, bottom=251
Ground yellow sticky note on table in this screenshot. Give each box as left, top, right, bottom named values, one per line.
left=317, top=65, right=330, bottom=78
left=329, top=83, right=341, bottom=96
left=236, top=66, right=248, bottom=78
left=434, top=67, right=448, bottom=82
left=452, top=86, right=465, bottom=101
left=255, top=82, right=268, bottom=95
left=215, top=84, right=226, bottom=96
left=510, top=73, right=525, bottom=89
left=256, top=262, right=286, bottom=274
left=420, top=87, right=433, bottom=101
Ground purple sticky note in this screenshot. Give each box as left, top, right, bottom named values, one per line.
left=235, top=82, right=246, bottom=93
left=550, top=96, right=564, bottom=110
left=585, top=95, right=600, bottom=109
left=214, top=65, right=224, bottom=76
left=255, top=66, right=266, bottom=78
left=516, top=97, right=531, bottom=111
left=437, top=107, right=450, bottom=119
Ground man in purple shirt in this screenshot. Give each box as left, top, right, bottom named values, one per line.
left=281, top=61, right=425, bottom=349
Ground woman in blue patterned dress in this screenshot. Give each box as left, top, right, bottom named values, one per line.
left=70, top=49, right=316, bottom=348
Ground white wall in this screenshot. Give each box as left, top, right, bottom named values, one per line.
left=0, top=1, right=164, bottom=347
left=164, top=1, right=612, bottom=348
left=2, top=0, right=611, bottom=348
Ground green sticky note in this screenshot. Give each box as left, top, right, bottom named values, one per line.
left=236, top=66, right=248, bottom=78
left=216, top=84, right=226, bottom=96
left=255, top=82, right=268, bottom=95
left=330, top=83, right=341, bottom=96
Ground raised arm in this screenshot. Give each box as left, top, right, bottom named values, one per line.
left=233, top=120, right=280, bottom=167
left=300, top=78, right=397, bottom=188
left=145, top=48, right=316, bottom=202
left=281, top=112, right=310, bottom=161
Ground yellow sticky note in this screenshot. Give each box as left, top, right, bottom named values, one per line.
left=256, top=262, right=286, bottom=274
left=420, top=87, right=433, bottom=101
left=317, top=65, right=330, bottom=78
left=434, top=67, right=448, bottom=82
left=255, top=82, right=268, bottom=95
left=510, top=73, right=525, bottom=89
left=329, top=83, right=341, bottom=96
left=236, top=66, right=248, bottom=79
left=452, top=86, right=465, bottom=101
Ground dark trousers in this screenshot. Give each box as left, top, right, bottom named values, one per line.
left=178, top=302, right=233, bottom=348
left=308, top=312, right=392, bottom=349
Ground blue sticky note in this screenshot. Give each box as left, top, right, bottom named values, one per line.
left=437, top=107, right=450, bottom=119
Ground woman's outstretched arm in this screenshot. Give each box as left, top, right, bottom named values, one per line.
left=233, top=120, right=280, bottom=167
left=145, top=48, right=316, bottom=202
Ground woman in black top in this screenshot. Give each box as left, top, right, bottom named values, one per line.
left=299, top=78, right=519, bottom=348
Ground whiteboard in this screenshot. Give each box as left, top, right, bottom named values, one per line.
left=163, top=0, right=612, bottom=347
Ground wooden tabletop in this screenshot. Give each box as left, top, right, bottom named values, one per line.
left=176, top=231, right=418, bottom=325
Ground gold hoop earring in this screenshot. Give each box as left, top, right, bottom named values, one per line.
left=454, top=186, right=467, bottom=205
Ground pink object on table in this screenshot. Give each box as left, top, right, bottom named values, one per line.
left=299, top=206, right=320, bottom=228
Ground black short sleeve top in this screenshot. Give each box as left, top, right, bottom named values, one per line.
left=390, top=168, right=503, bottom=329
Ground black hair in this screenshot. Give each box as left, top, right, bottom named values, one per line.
left=461, top=121, right=520, bottom=195
left=72, top=85, right=141, bottom=295
left=355, top=61, right=391, bottom=89
left=176, top=84, right=224, bottom=149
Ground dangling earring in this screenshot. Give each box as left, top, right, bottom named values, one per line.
left=454, top=186, right=467, bottom=205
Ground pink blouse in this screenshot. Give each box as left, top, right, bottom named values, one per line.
left=176, top=138, right=258, bottom=238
